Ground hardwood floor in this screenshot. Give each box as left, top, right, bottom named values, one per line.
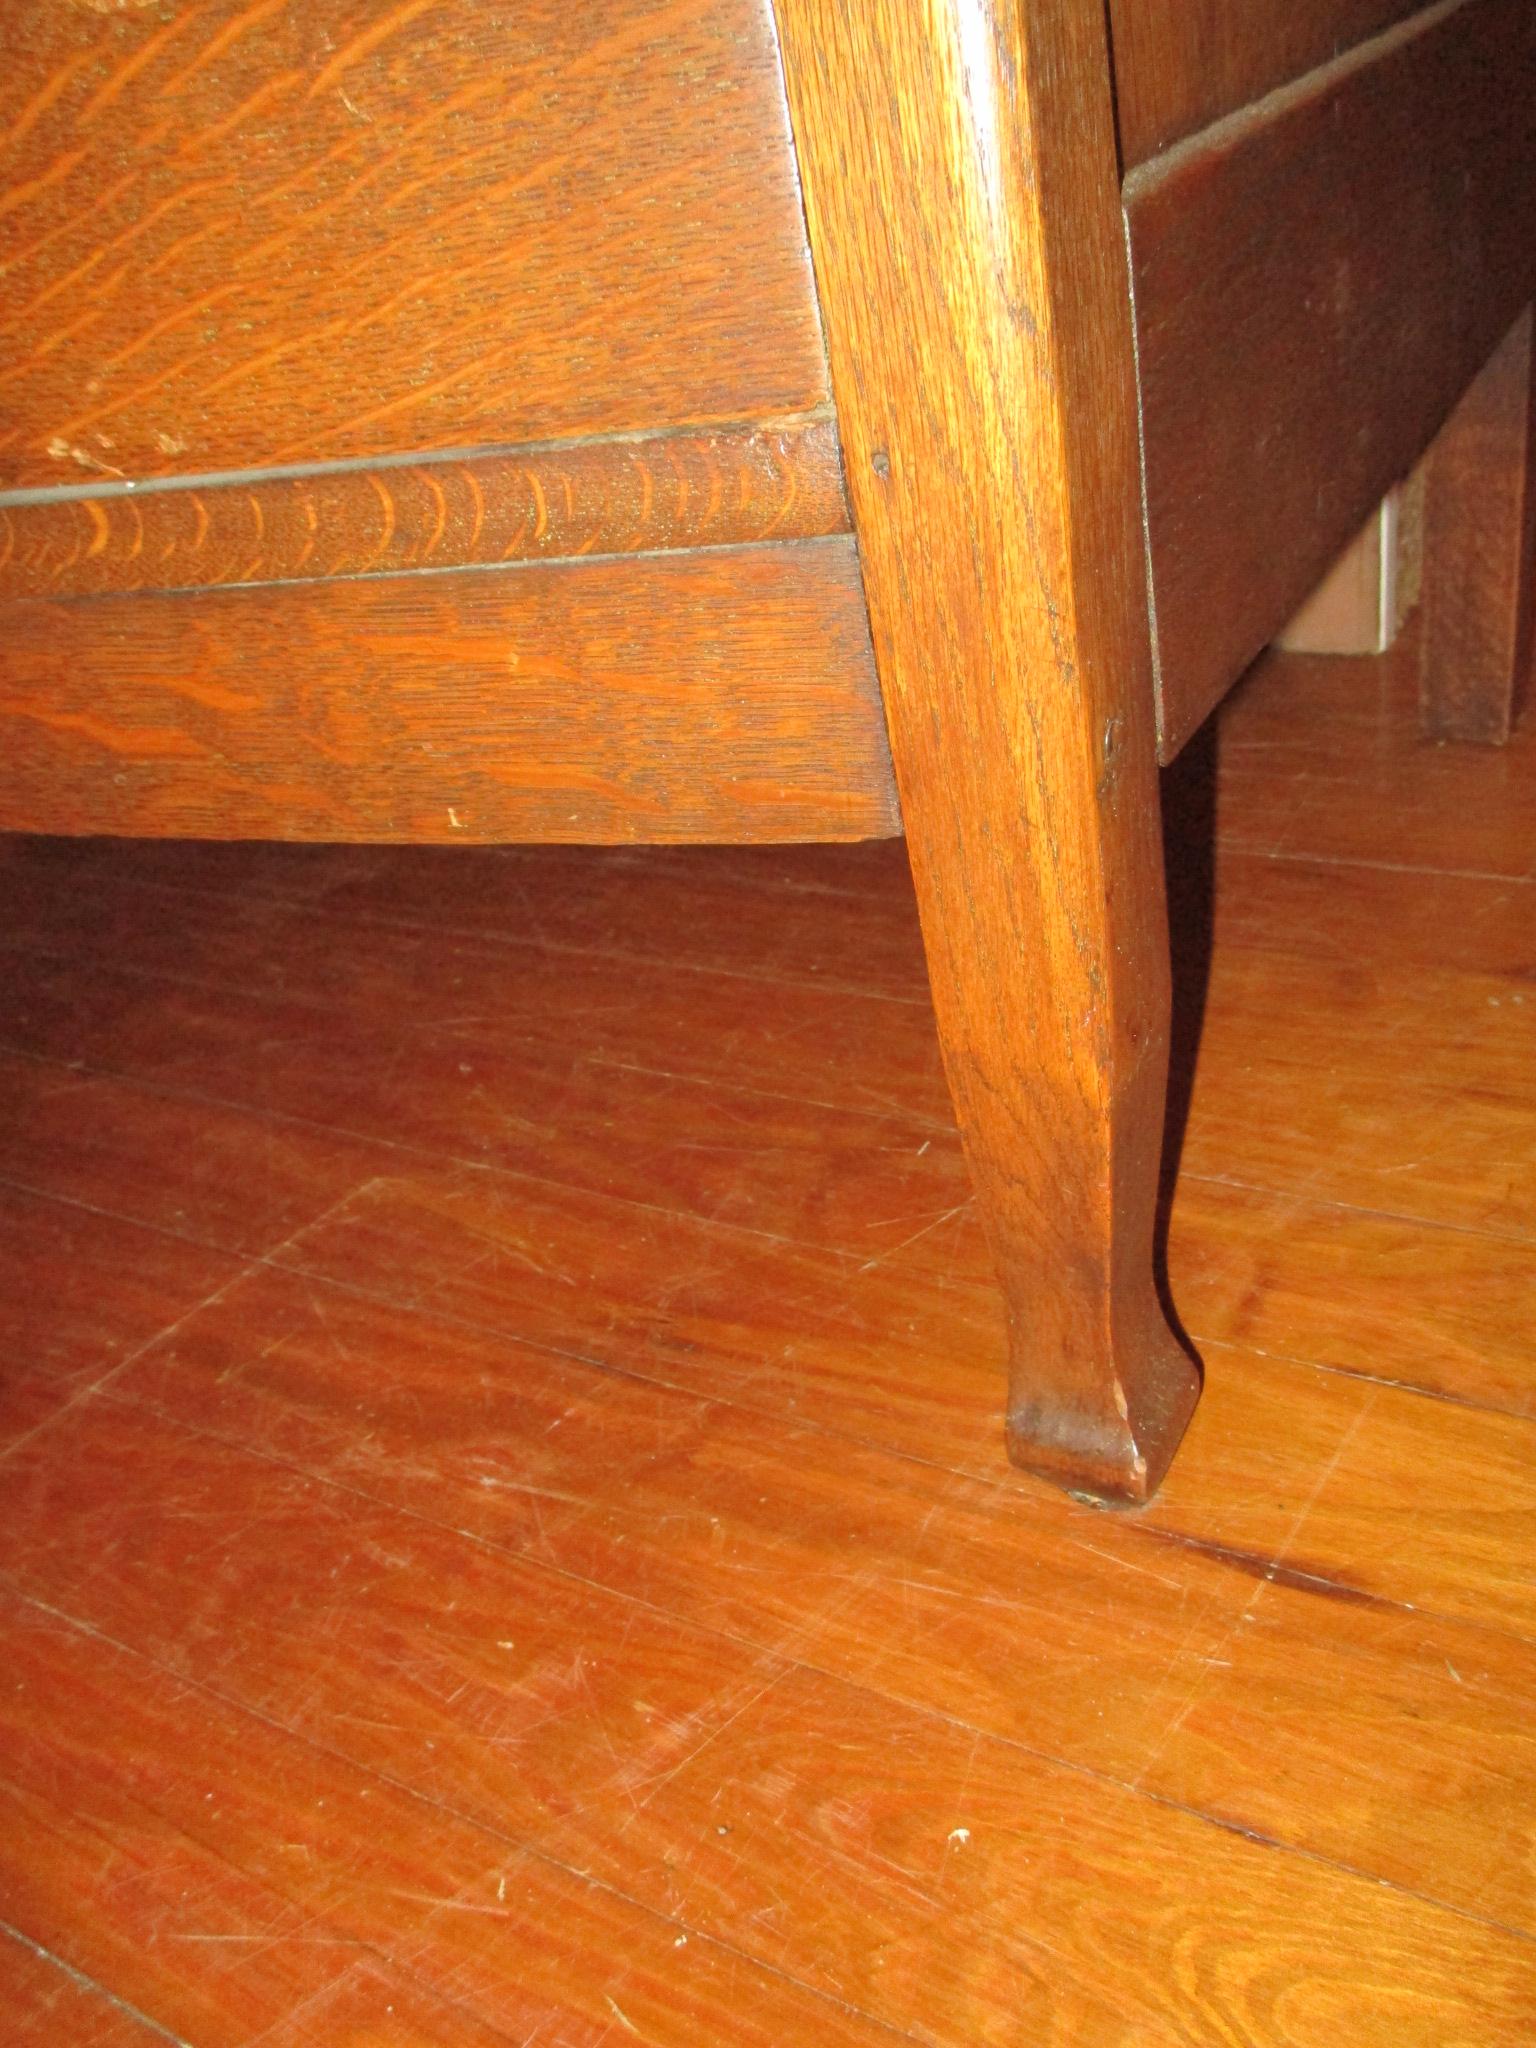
left=1, top=632, right=1533, bottom=2045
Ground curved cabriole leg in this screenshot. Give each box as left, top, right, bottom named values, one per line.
left=774, top=0, right=1200, bottom=1502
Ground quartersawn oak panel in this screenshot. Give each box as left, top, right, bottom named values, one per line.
left=1130, top=0, right=1536, bottom=758
left=0, top=0, right=828, bottom=488
left=0, top=539, right=899, bottom=844
left=1107, top=0, right=1424, bottom=165
left=0, top=418, right=850, bottom=600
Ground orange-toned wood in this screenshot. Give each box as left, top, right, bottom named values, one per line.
left=0, top=1601, right=890, bottom=2048
left=0, top=1929, right=172, bottom=2048
left=1419, top=308, right=1536, bottom=744
left=1217, top=644, right=1536, bottom=880
left=1129, top=0, right=1536, bottom=758
left=9, top=1235, right=1536, bottom=1944
left=5, top=1422, right=1534, bottom=2046
left=0, top=540, right=898, bottom=844
left=1106, top=0, right=1423, bottom=165
left=774, top=0, right=1198, bottom=1500
left=3, top=635, right=1536, bottom=2039
left=0, top=0, right=828, bottom=489
left=0, top=417, right=849, bottom=601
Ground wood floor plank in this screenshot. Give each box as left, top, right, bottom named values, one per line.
left=5, top=801, right=1534, bottom=1258
left=2, top=1415, right=1531, bottom=2047
left=1142, top=1343, right=1536, bottom=1638
left=7, top=874, right=1536, bottom=1252
left=3, top=632, right=1534, bottom=2040
left=0, top=1746, right=359, bottom=2047
left=0, top=1177, right=247, bottom=1455
left=1, top=834, right=934, bottom=1005
left=1209, top=848, right=1536, bottom=982
left=0, top=966, right=971, bottom=1259
left=250, top=1162, right=1536, bottom=1634
left=1168, top=1176, right=1536, bottom=1419
left=0, top=1051, right=394, bottom=1258
left=4, top=1068, right=1529, bottom=1653
left=0, top=1181, right=242, bottom=1390
left=1215, top=640, right=1536, bottom=879
left=7, top=1261, right=1532, bottom=1934
left=0, top=1928, right=177, bottom=2048
left=0, top=1592, right=901, bottom=2048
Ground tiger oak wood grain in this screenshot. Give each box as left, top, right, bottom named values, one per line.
left=0, top=418, right=850, bottom=600
left=0, top=540, right=898, bottom=843
left=0, top=0, right=828, bottom=488
left=1419, top=309, right=1536, bottom=744
left=1106, top=0, right=1425, bottom=164
left=774, top=0, right=1198, bottom=1501
left=1130, top=0, right=1536, bottom=757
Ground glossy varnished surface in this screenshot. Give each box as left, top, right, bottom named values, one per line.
left=0, top=0, right=827, bottom=488
left=1, top=635, right=1534, bottom=2041
left=0, top=418, right=850, bottom=600
left=0, top=538, right=898, bottom=844
left=776, top=0, right=1196, bottom=1500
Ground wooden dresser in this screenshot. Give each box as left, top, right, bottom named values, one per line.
left=2, top=0, right=1532, bottom=1501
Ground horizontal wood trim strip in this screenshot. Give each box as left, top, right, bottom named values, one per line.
left=1129, top=0, right=1536, bottom=758
left=0, top=539, right=900, bottom=844
left=1107, top=0, right=1425, bottom=165
left=0, top=417, right=850, bottom=601
left=0, top=0, right=829, bottom=490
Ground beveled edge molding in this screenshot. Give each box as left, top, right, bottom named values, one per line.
left=0, top=414, right=851, bottom=602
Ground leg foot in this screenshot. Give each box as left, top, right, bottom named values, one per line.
left=1007, top=1314, right=1200, bottom=1507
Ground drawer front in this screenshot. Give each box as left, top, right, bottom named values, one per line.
left=0, top=0, right=829, bottom=489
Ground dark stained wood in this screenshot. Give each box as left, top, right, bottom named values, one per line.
left=0, top=0, right=828, bottom=489
left=0, top=540, right=899, bottom=844
left=774, top=0, right=1198, bottom=1501
left=1129, top=0, right=1536, bottom=758
left=0, top=417, right=850, bottom=601
left=1107, top=0, right=1424, bottom=165
left=1419, top=308, right=1536, bottom=744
